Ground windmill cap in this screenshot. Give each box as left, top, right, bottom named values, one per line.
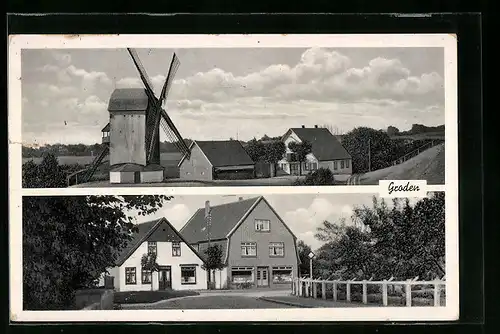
left=108, top=88, right=149, bottom=112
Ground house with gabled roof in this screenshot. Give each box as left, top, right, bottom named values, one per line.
left=180, top=196, right=300, bottom=290
left=177, top=140, right=255, bottom=181
left=278, top=125, right=352, bottom=179
left=99, top=218, right=207, bottom=292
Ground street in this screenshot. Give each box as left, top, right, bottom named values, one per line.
left=121, top=294, right=298, bottom=309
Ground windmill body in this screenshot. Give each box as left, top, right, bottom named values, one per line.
left=107, top=87, right=164, bottom=183
left=74, top=48, right=190, bottom=186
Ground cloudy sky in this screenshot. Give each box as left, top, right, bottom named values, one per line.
left=21, top=47, right=444, bottom=145
left=130, top=193, right=424, bottom=251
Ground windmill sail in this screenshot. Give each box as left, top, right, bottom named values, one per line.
left=159, top=108, right=190, bottom=158
left=127, top=48, right=190, bottom=163
left=147, top=53, right=181, bottom=162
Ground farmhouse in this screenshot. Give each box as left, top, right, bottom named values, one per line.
left=99, top=218, right=207, bottom=292
left=278, top=125, right=352, bottom=178
left=180, top=196, right=300, bottom=289
left=178, top=140, right=255, bottom=181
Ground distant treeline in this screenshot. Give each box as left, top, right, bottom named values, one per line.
left=22, top=124, right=444, bottom=158
left=388, top=124, right=445, bottom=136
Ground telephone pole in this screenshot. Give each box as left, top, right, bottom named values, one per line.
left=367, top=138, right=371, bottom=172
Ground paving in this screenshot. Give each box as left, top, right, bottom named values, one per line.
left=119, top=289, right=377, bottom=310
left=121, top=294, right=297, bottom=310
left=258, top=296, right=372, bottom=308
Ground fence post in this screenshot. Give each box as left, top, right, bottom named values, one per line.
left=346, top=283, right=351, bottom=302
left=321, top=281, right=326, bottom=299
left=382, top=281, right=388, bottom=306
left=313, top=281, right=317, bottom=299
left=434, top=282, right=441, bottom=307
left=362, top=281, right=368, bottom=304
left=406, top=281, right=412, bottom=307
left=333, top=282, right=337, bottom=301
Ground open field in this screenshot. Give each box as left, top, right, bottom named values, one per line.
left=70, top=175, right=306, bottom=188
left=22, top=152, right=183, bottom=166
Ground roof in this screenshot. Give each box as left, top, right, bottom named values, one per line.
left=287, top=127, right=351, bottom=161
left=180, top=197, right=261, bottom=243
left=188, top=140, right=255, bottom=167
left=108, top=88, right=149, bottom=112
left=102, top=123, right=110, bottom=132
left=115, top=217, right=205, bottom=266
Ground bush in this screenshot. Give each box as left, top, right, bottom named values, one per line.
left=303, top=168, right=335, bottom=185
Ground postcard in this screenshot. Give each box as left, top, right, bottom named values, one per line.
left=8, top=34, right=458, bottom=322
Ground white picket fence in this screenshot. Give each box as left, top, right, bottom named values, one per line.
left=292, top=276, right=446, bottom=307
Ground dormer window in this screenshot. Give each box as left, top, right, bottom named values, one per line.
left=255, top=219, right=270, bottom=232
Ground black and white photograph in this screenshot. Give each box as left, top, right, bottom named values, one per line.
left=19, top=41, right=448, bottom=188
left=21, top=193, right=446, bottom=311
left=8, top=34, right=458, bottom=323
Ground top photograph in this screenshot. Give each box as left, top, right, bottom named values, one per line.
left=19, top=40, right=449, bottom=188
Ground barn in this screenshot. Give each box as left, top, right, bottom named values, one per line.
left=178, top=140, right=255, bottom=181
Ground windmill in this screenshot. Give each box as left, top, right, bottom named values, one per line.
left=76, top=48, right=190, bottom=185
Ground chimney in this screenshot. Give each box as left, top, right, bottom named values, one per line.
left=238, top=197, right=243, bottom=201
left=205, top=201, right=210, bottom=219
left=301, top=125, right=305, bottom=128
left=314, top=125, right=318, bottom=128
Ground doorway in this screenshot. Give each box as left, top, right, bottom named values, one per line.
left=158, top=267, right=172, bottom=290
left=256, top=267, right=269, bottom=287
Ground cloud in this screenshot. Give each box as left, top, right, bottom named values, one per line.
left=166, top=48, right=443, bottom=105
left=135, top=203, right=191, bottom=231
left=284, top=197, right=355, bottom=250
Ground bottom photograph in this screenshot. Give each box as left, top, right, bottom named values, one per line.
left=21, top=192, right=445, bottom=311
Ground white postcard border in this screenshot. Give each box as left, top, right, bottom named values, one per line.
left=8, top=33, right=458, bottom=322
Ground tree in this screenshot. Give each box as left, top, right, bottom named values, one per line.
left=141, top=252, right=160, bottom=291
left=262, top=141, right=286, bottom=177
left=311, top=193, right=445, bottom=281
left=23, top=195, right=170, bottom=310
left=245, top=138, right=265, bottom=162
left=387, top=126, right=400, bottom=136
left=287, top=140, right=312, bottom=175
left=342, top=127, right=395, bottom=172
left=23, top=153, right=67, bottom=188
left=296, top=240, right=312, bottom=277
left=314, top=219, right=347, bottom=243
left=245, top=139, right=285, bottom=177
left=202, top=244, right=226, bottom=289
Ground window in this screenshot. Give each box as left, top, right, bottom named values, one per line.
left=148, top=241, right=157, bottom=255
left=272, top=266, right=293, bottom=284
left=241, top=242, right=257, bottom=257
left=180, top=266, right=196, bottom=284
left=311, top=163, right=318, bottom=170
left=255, top=219, right=270, bottom=232
left=333, top=161, right=338, bottom=170
left=269, top=242, right=285, bottom=257
left=304, top=162, right=309, bottom=171
left=172, top=242, right=181, bottom=257
left=341, top=160, right=345, bottom=169
left=231, top=267, right=254, bottom=283
left=125, top=267, right=136, bottom=285
left=141, top=268, right=152, bottom=284
left=346, top=160, right=350, bottom=168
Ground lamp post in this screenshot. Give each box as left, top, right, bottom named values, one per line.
left=308, top=251, right=315, bottom=278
